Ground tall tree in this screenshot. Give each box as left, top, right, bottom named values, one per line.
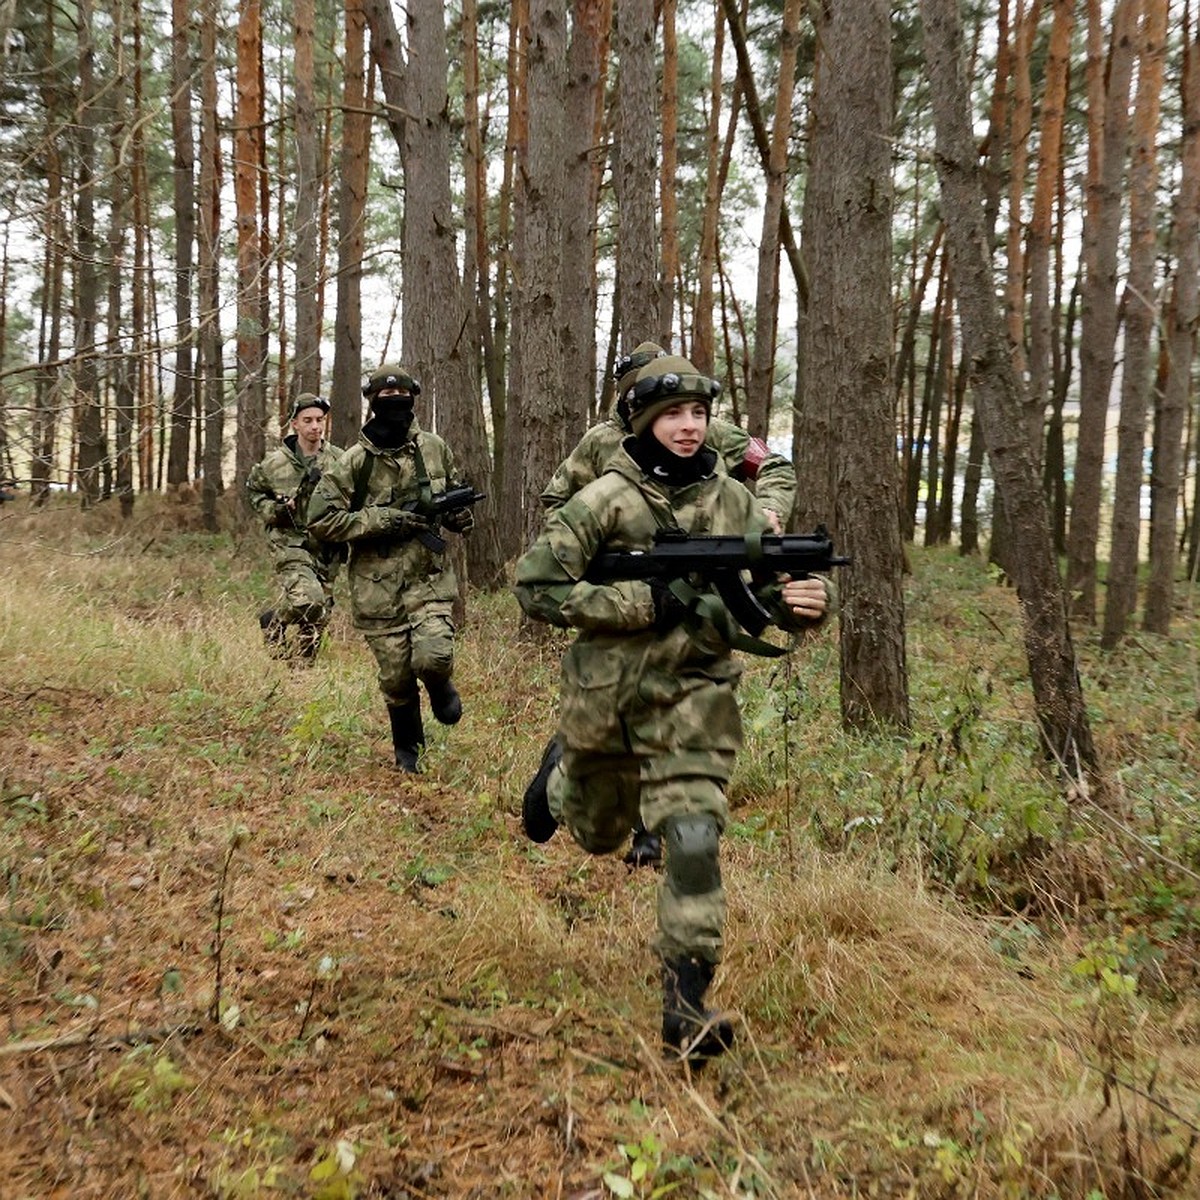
left=73, top=0, right=103, bottom=507
left=692, top=0, right=725, bottom=375
left=1102, top=0, right=1168, bottom=648
left=1066, top=0, right=1139, bottom=621
left=561, top=0, right=612, bottom=442
left=658, top=0, right=679, bottom=345
left=920, top=0, right=1097, bottom=773
left=1144, top=11, right=1199, bottom=633
left=1025, top=0, right=1074, bottom=462
left=614, top=0, right=659, bottom=344
left=746, top=0, right=802, bottom=442
left=512, top=0, right=568, bottom=547
left=233, top=0, right=267, bottom=491
left=401, top=0, right=504, bottom=588
left=167, top=0, right=196, bottom=489
left=330, top=0, right=369, bottom=449
left=291, top=0, right=322, bottom=401
left=806, top=0, right=909, bottom=730
left=197, top=0, right=224, bottom=531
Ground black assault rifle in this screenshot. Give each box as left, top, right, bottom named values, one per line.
left=402, top=482, right=486, bottom=552
left=586, top=525, right=849, bottom=638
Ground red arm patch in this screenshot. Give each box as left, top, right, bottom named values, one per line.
left=741, top=436, right=770, bottom=481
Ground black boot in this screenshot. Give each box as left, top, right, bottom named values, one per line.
left=424, top=676, right=463, bottom=725
left=259, top=609, right=288, bottom=658
left=624, top=821, right=663, bottom=868
left=662, top=956, right=734, bottom=1062
left=522, top=736, right=562, bottom=843
left=387, top=702, right=425, bottom=773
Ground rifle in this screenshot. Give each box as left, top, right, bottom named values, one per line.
left=586, top=525, right=849, bottom=638
left=265, top=463, right=323, bottom=527
left=402, top=482, right=486, bottom=552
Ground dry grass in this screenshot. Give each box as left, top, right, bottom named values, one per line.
left=1, top=495, right=1198, bottom=1198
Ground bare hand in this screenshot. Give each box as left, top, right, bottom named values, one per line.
left=780, top=575, right=828, bottom=620
left=762, top=507, right=783, bottom=534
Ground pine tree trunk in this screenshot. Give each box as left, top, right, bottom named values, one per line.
left=921, top=0, right=1097, bottom=774
left=658, top=0, right=679, bottom=345
left=234, top=0, right=267, bottom=492
left=1143, top=17, right=1199, bottom=633
left=330, top=0, right=369, bottom=449
left=292, top=0, right=322, bottom=401
left=167, top=0, right=196, bottom=489
left=562, top=0, right=611, bottom=441
left=198, top=0, right=224, bottom=531
left=1102, top=0, right=1168, bottom=648
left=1066, top=0, right=1138, bottom=620
left=615, top=0, right=659, bottom=344
left=692, top=0, right=725, bottom=375
left=807, top=0, right=909, bottom=731
left=525, top=0, right=568, bottom=546
left=74, top=0, right=104, bottom=509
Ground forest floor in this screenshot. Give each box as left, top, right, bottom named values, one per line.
left=1, top=494, right=1199, bottom=1199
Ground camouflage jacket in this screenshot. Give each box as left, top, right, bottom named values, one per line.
left=245, top=436, right=344, bottom=562
left=516, top=447, right=817, bottom=775
left=306, top=420, right=460, bottom=633
left=540, top=416, right=797, bottom=525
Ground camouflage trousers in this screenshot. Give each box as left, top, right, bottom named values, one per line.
left=547, top=750, right=729, bottom=964
left=274, top=548, right=336, bottom=627
left=362, top=604, right=455, bottom=706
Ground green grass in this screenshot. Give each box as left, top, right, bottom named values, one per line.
left=1, top=496, right=1198, bottom=1197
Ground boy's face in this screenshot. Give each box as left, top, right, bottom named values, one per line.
left=651, top=401, right=709, bottom=457
left=291, top=408, right=326, bottom=452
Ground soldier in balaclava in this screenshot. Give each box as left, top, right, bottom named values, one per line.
left=307, top=365, right=474, bottom=772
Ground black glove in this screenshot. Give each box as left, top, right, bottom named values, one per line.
left=441, top=507, right=475, bottom=534
left=269, top=500, right=294, bottom=529
left=649, top=580, right=690, bottom=631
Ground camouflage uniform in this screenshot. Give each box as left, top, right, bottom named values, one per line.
left=516, top=444, right=815, bottom=966
left=246, top=434, right=344, bottom=656
left=306, top=419, right=462, bottom=715
left=540, top=415, right=797, bottom=529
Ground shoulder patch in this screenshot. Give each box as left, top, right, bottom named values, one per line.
left=741, top=436, right=771, bottom=480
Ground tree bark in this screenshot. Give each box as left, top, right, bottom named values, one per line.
left=292, top=0, right=322, bottom=401
left=74, top=0, right=103, bottom=508
left=167, top=0, right=196, bottom=488
left=614, top=0, right=659, bottom=344
left=921, top=0, right=1097, bottom=773
left=807, top=0, right=909, bottom=731
left=562, top=0, right=611, bottom=441
left=198, top=0, right=224, bottom=531
left=746, top=0, right=802, bottom=441
left=234, top=0, right=267, bottom=493
left=1066, top=0, right=1139, bottom=620
left=1102, top=0, right=1168, bottom=648
left=513, top=0, right=568, bottom=548
left=692, top=0, right=725, bottom=375
left=1144, top=16, right=1199, bottom=633
left=330, top=0, right=370, bottom=449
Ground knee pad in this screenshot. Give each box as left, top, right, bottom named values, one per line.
left=664, top=813, right=722, bottom=898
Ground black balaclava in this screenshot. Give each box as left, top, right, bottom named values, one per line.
left=362, top=395, right=414, bottom=450
left=626, top=428, right=717, bottom=488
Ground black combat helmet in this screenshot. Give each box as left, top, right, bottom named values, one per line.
left=362, top=364, right=421, bottom=400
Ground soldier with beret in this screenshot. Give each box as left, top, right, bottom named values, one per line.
left=307, top=364, right=473, bottom=773
left=515, top=355, right=829, bottom=1064
left=246, top=392, right=344, bottom=664
left=539, top=342, right=800, bottom=867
